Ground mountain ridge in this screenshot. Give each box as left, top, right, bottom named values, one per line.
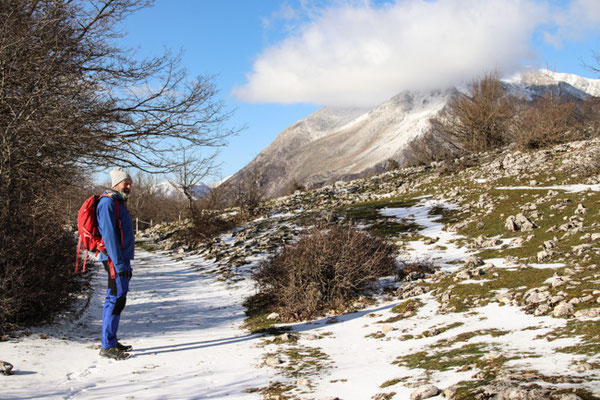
left=223, top=70, right=600, bottom=199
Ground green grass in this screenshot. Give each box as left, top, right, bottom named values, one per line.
left=242, top=293, right=291, bottom=335
left=335, top=198, right=422, bottom=237
left=394, top=343, right=487, bottom=371
left=548, top=320, right=600, bottom=356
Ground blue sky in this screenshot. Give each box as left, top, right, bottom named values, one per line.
left=117, top=0, right=600, bottom=180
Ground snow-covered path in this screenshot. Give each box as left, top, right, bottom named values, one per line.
left=2, top=250, right=271, bottom=400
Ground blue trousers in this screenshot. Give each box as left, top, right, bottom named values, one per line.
left=101, top=262, right=131, bottom=349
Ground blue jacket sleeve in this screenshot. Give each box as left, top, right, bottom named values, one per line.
left=97, top=197, right=126, bottom=272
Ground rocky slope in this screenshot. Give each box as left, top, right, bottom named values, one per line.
left=141, top=138, right=600, bottom=400
left=222, top=70, right=600, bottom=199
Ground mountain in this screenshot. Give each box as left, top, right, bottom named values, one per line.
left=153, top=180, right=211, bottom=200
left=223, top=70, right=600, bottom=199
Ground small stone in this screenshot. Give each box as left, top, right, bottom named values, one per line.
left=381, top=325, right=395, bottom=334
left=265, top=356, right=283, bottom=366
left=442, top=386, right=457, bottom=399
left=0, top=360, right=13, bottom=375
left=464, top=255, right=484, bottom=267
left=575, top=363, right=593, bottom=372
left=410, top=384, right=440, bottom=400
left=266, top=312, right=280, bottom=320
left=481, top=352, right=502, bottom=362
left=534, top=304, right=550, bottom=316
left=558, top=394, right=583, bottom=400
left=296, top=378, right=309, bottom=386
left=574, top=308, right=600, bottom=318
left=553, top=302, right=575, bottom=317
left=505, top=216, right=519, bottom=232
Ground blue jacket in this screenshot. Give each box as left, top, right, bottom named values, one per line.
left=97, top=190, right=135, bottom=273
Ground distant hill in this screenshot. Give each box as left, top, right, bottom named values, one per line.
left=153, top=181, right=211, bottom=200
left=221, top=70, right=600, bottom=199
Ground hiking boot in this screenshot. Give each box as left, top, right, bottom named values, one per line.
left=99, top=347, right=130, bottom=360
left=116, top=341, right=133, bottom=352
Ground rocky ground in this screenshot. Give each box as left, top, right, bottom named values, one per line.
left=139, top=139, right=600, bottom=400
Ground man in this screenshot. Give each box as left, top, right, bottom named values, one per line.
left=97, top=168, right=135, bottom=360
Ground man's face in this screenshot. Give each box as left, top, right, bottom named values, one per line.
left=114, top=179, right=133, bottom=197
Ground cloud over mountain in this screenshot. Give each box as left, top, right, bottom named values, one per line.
left=233, top=0, right=598, bottom=108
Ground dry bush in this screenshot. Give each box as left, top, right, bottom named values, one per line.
left=188, top=208, right=236, bottom=244
left=512, top=93, right=583, bottom=150
left=253, top=224, right=398, bottom=321
left=127, top=173, right=185, bottom=229
left=397, top=257, right=438, bottom=281
left=0, top=195, right=85, bottom=335
left=234, top=167, right=264, bottom=218
left=403, top=128, right=461, bottom=167
left=582, top=96, right=600, bottom=138
left=431, top=73, right=515, bottom=153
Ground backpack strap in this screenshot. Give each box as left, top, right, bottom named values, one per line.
left=100, top=194, right=124, bottom=249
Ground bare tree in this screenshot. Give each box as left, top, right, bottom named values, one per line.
left=512, top=92, right=582, bottom=149
left=430, top=73, right=515, bottom=153
left=234, top=166, right=264, bottom=218
left=170, top=148, right=216, bottom=218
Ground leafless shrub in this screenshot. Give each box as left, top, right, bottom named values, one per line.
left=582, top=96, right=600, bottom=138
left=253, top=224, right=398, bottom=321
left=187, top=208, right=235, bottom=244
left=128, top=172, right=184, bottom=228
left=0, top=194, right=86, bottom=335
left=403, top=128, right=461, bottom=167
left=431, top=73, right=515, bottom=153
left=397, top=257, right=438, bottom=281
left=234, top=166, right=264, bottom=219
left=512, top=93, right=583, bottom=150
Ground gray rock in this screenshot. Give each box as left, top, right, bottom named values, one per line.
left=265, top=356, right=283, bottom=366
left=441, top=386, right=457, bottom=399
left=574, top=308, right=600, bottom=318
left=534, top=304, right=550, bottom=316
left=573, top=243, right=592, bottom=255
left=553, top=302, right=575, bottom=317
left=464, top=255, right=484, bottom=267
left=380, top=325, right=395, bottom=334
left=0, top=360, right=13, bottom=375
left=515, top=213, right=537, bottom=231
left=266, top=312, right=280, bottom=320
left=558, top=394, right=583, bottom=400
left=410, top=384, right=440, bottom=400
left=505, top=216, right=519, bottom=232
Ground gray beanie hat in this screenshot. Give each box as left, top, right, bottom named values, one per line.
left=110, top=167, right=132, bottom=187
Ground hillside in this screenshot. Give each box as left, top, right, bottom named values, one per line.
left=2, top=139, right=600, bottom=400
left=222, top=70, right=600, bottom=199
left=146, top=138, right=600, bottom=399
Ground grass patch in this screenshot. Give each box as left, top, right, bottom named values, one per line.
left=550, top=320, right=600, bottom=356
left=383, top=298, right=425, bottom=321
left=242, top=293, right=291, bottom=335
left=435, top=267, right=555, bottom=312
left=336, top=198, right=422, bottom=237
left=380, top=378, right=403, bottom=388
left=394, top=343, right=487, bottom=371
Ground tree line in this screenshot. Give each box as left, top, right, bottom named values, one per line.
left=405, top=70, right=600, bottom=167
left=0, top=0, right=237, bottom=335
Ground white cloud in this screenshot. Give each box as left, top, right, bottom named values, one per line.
left=546, top=0, right=600, bottom=44
left=233, top=0, right=560, bottom=107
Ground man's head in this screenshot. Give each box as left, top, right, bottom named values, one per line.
left=109, top=167, right=133, bottom=199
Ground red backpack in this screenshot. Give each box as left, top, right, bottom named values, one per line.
left=75, top=194, right=120, bottom=274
